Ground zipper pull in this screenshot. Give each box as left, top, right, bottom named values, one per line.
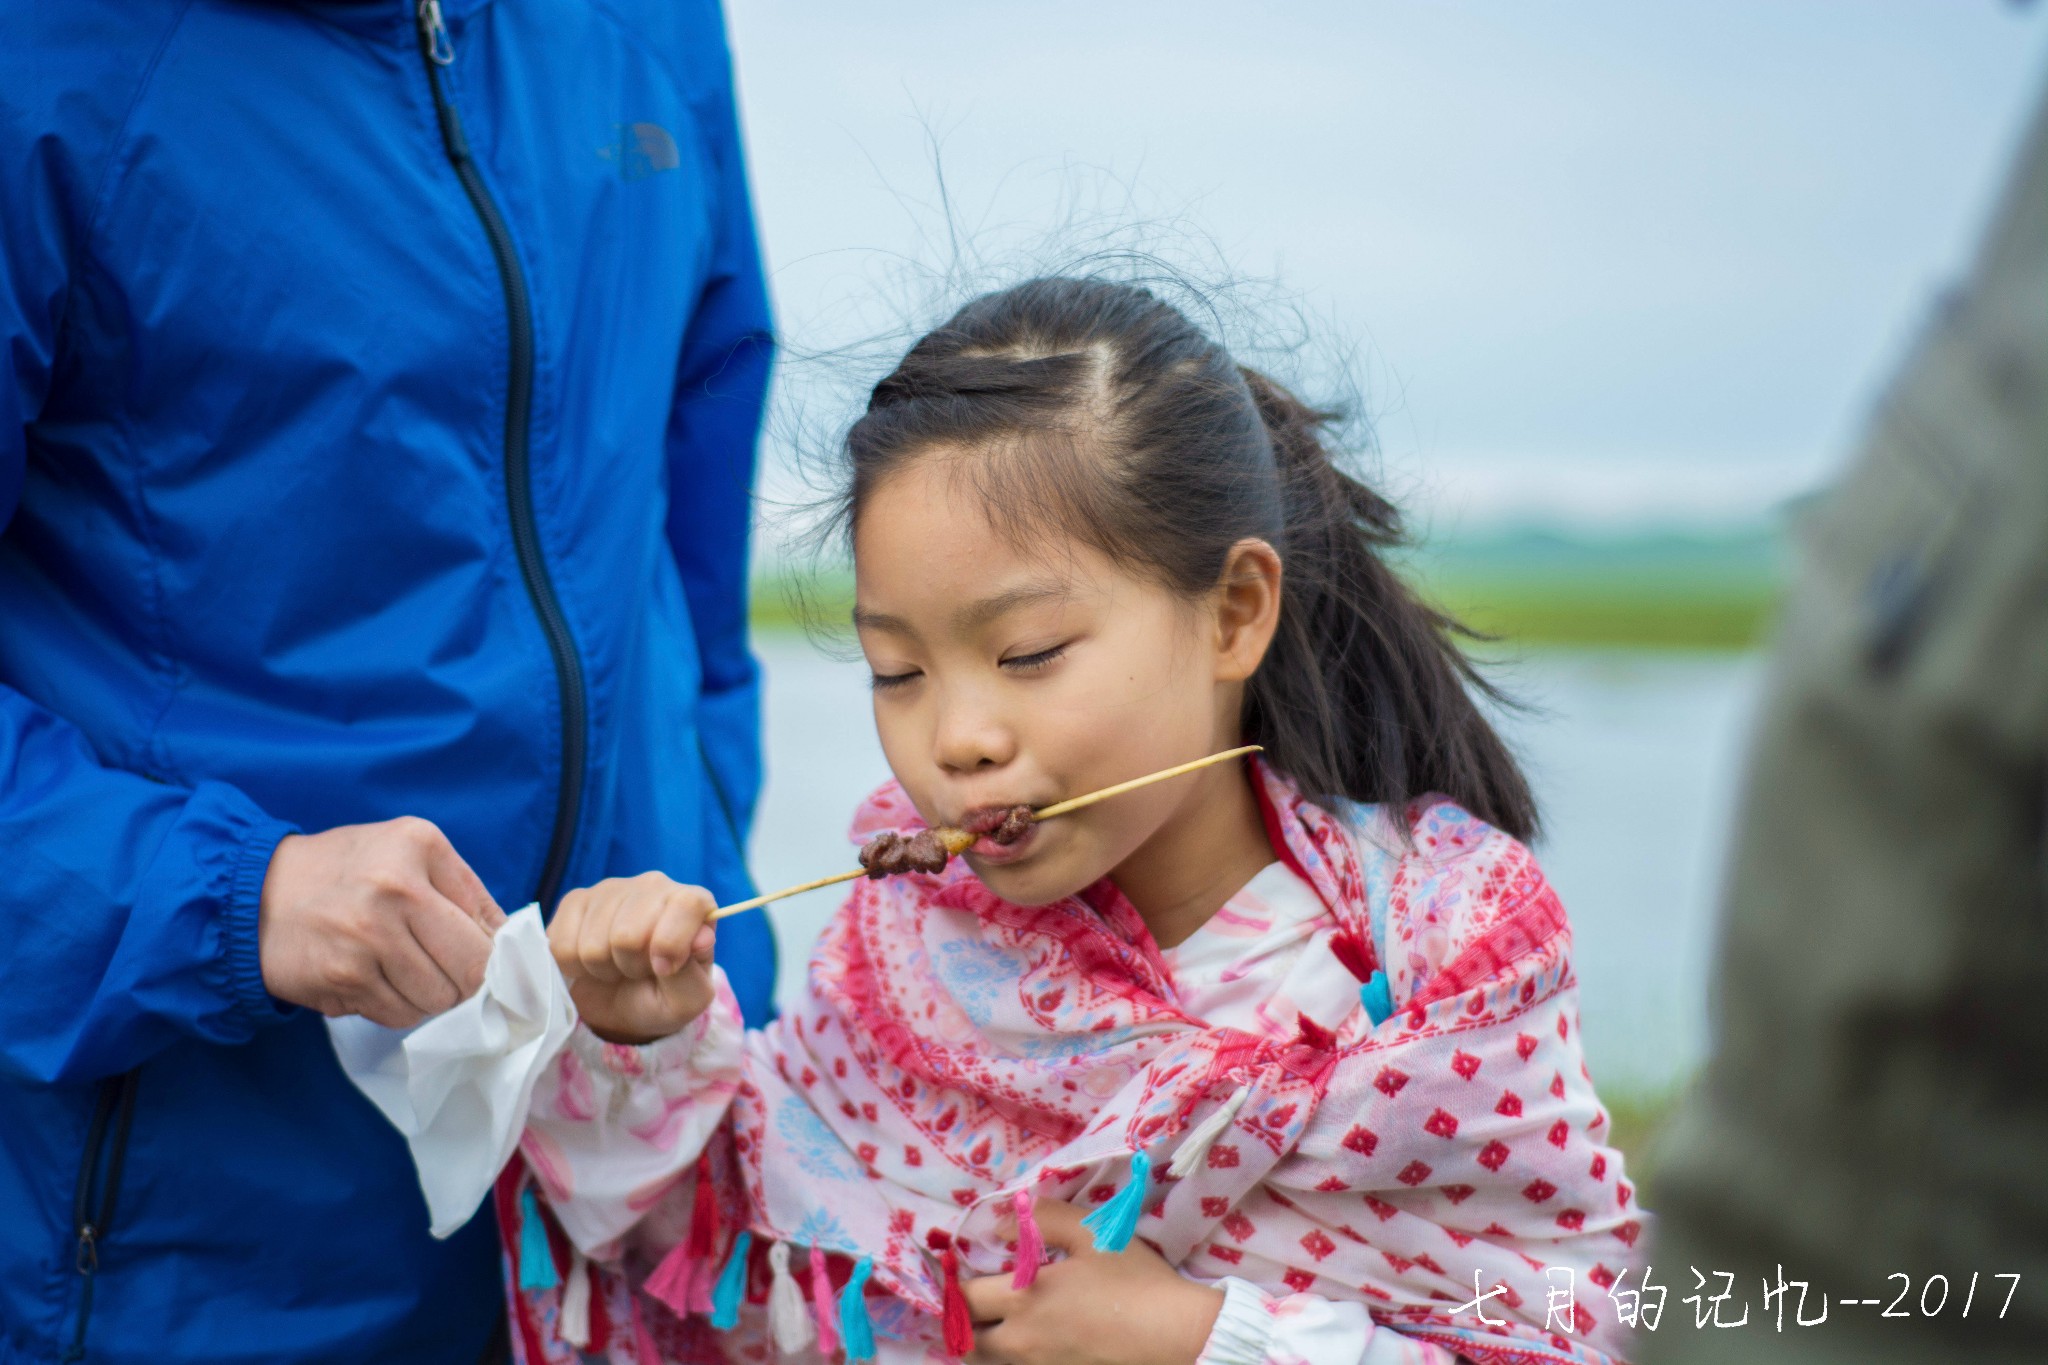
left=74, top=1224, right=98, bottom=1277
left=417, top=0, right=454, bottom=65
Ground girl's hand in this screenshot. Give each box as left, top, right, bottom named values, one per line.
left=962, top=1198, right=1224, bottom=1365
left=548, top=872, right=718, bottom=1045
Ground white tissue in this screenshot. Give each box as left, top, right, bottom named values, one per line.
left=326, top=903, right=576, bottom=1237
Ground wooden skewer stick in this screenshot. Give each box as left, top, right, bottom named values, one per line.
left=1028, top=744, right=1263, bottom=821
left=710, top=744, right=1262, bottom=920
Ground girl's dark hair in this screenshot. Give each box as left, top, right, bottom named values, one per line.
left=840, top=277, right=1538, bottom=840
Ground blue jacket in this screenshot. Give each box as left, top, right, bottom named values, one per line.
left=0, top=1, right=776, bottom=1361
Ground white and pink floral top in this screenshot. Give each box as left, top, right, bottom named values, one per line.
left=507, top=766, right=1646, bottom=1365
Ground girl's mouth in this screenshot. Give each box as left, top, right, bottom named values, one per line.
left=966, top=820, right=1039, bottom=865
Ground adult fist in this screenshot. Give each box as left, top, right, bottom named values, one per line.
left=548, top=872, right=718, bottom=1046
left=258, top=816, right=505, bottom=1029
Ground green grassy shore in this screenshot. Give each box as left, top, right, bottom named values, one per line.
left=752, top=524, right=1790, bottom=652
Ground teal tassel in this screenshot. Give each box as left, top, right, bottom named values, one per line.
left=1360, top=971, right=1393, bottom=1027
left=838, top=1256, right=877, bottom=1362
left=517, top=1187, right=559, bottom=1292
left=710, top=1230, right=753, bottom=1329
left=1082, top=1150, right=1152, bottom=1253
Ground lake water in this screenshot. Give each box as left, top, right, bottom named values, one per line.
left=747, top=633, right=1764, bottom=1094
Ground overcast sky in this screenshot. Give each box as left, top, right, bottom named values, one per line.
left=726, top=2, right=2048, bottom=532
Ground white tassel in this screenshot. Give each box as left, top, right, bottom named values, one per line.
left=767, top=1240, right=816, bottom=1355
left=559, top=1248, right=592, bottom=1348
left=1168, top=1085, right=1249, bottom=1179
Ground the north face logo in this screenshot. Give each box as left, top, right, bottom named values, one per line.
left=599, top=122, right=680, bottom=180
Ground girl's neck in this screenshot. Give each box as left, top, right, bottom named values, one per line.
left=1108, top=764, right=1275, bottom=950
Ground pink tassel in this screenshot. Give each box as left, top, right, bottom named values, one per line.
left=643, top=1240, right=698, bottom=1319
left=1010, top=1189, right=1044, bottom=1290
left=809, top=1248, right=841, bottom=1357
left=629, top=1294, right=663, bottom=1365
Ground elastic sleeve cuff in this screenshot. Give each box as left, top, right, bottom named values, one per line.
left=570, top=965, right=746, bottom=1081
left=220, top=808, right=301, bottom=1030
left=1198, top=1278, right=1279, bottom=1365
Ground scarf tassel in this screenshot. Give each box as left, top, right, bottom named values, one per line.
left=809, top=1248, right=842, bottom=1357
left=645, top=1156, right=723, bottom=1316
left=1081, top=1150, right=1152, bottom=1253
left=710, top=1230, right=753, bottom=1330
left=940, top=1247, right=975, bottom=1356
left=1009, top=1189, right=1044, bottom=1290
left=629, top=1294, right=662, bottom=1365
left=1166, top=1086, right=1249, bottom=1180
left=643, top=1240, right=696, bottom=1318
left=517, top=1187, right=560, bottom=1292
left=559, top=1248, right=592, bottom=1347
left=767, top=1241, right=817, bottom=1355
left=839, top=1256, right=877, bottom=1363
left=1360, top=970, right=1394, bottom=1026
left=1328, top=926, right=1375, bottom=982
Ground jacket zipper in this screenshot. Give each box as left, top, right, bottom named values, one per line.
left=415, top=0, right=588, bottom=909
left=61, top=1071, right=139, bottom=1363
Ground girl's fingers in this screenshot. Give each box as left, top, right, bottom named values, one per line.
left=647, top=882, right=715, bottom=976
left=575, top=888, right=625, bottom=983
left=547, top=888, right=587, bottom=974
left=965, top=1326, right=1017, bottom=1365
left=1021, top=1197, right=1092, bottom=1254
left=960, top=1273, right=1020, bottom=1326
left=609, top=882, right=671, bottom=982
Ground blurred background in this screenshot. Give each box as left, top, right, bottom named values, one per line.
left=720, top=1, right=2048, bottom=1190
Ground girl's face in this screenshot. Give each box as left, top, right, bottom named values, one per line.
left=851, top=450, right=1279, bottom=909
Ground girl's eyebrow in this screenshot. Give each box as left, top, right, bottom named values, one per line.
left=952, top=580, right=1069, bottom=631
left=850, top=580, right=1069, bottom=638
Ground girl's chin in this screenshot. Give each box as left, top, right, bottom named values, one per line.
left=963, top=850, right=1097, bottom=908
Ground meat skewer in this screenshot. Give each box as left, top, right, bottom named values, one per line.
left=707, top=744, right=1261, bottom=919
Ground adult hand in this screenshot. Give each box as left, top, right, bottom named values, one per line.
left=547, top=872, right=718, bottom=1046
left=962, top=1197, right=1225, bottom=1365
left=258, top=817, right=505, bottom=1029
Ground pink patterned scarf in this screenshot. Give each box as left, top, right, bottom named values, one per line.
left=676, top=760, right=1647, bottom=1365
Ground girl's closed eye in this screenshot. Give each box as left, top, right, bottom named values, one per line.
left=869, top=666, right=922, bottom=691
left=999, top=642, right=1070, bottom=674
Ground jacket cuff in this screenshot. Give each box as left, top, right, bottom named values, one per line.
left=220, top=809, right=301, bottom=1030
left=1198, top=1278, right=1278, bottom=1365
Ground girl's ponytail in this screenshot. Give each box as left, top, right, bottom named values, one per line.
left=841, top=277, right=1538, bottom=841
left=1238, top=368, right=1537, bottom=839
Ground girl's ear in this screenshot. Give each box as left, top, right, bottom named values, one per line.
left=1213, top=538, right=1284, bottom=683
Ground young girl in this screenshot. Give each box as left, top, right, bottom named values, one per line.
left=501, top=279, right=1648, bottom=1365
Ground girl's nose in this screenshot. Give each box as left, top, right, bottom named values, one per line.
left=932, top=693, right=1018, bottom=775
